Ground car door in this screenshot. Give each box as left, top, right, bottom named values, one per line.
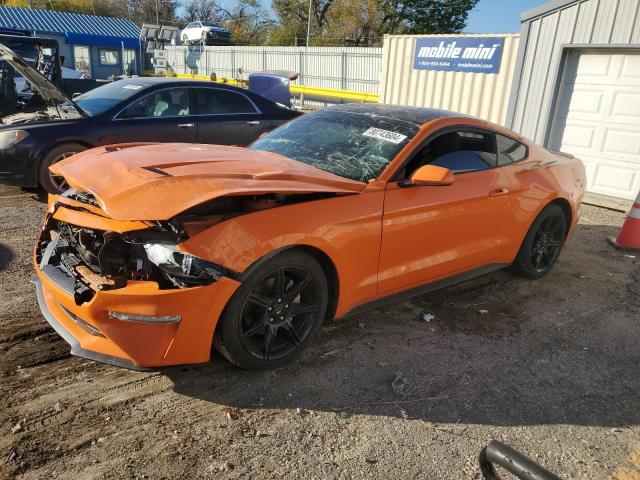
left=377, top=128, right=518, bottom=296
left=191, top=22, right=202, bottom=41
left=109, top=87, right=198, bottom=144
left=184, top=22, right=193, bottom=41
left=193, top=87, right=266, bottom=146
left=181, top=23, right=191, bottom=41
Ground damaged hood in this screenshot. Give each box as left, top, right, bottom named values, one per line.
left=50, top=143, right=366, bottom=220
left=0, top=43, right=83, bottom=115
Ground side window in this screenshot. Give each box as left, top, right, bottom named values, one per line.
left=195, top=88, right=257, bottom=115
left=120, top=88, right=190, bottom=118
left=496, top=134, right=527, bottom=165
left=98, top=49, right=118, bottom=66
left=403, top=129, right=497, bottom=177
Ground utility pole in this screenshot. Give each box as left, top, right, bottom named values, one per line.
left=305, top=0, right=313, bottom=47
left=155, top=0, right=159, bottom=24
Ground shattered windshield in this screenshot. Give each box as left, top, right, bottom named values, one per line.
left=250, top=109, right=419, bottom=182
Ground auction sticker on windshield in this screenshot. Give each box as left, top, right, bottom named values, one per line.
left=362, top=127, right=407, bottom=144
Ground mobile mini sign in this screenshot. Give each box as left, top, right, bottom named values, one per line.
left=413, top=36, right=505, bottom=74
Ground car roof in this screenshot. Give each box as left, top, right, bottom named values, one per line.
left=116, top=76, right=265, bottom=98
left=118, top=77, right=223, bottom=87
left=324, top=103, right=469, bottom=127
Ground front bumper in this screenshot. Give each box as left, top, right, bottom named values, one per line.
left=35, top=262, right=240, bottom=368
left=35, top=264, right=240, bottom=369
left=34, top=202, right=241, bottom=369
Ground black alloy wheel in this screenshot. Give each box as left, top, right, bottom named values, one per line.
left=215, top=250, right=328, bottom=370
left=512, top=203, right=567, bottom=279
left=530, top=214, right=564, bottom=272
left=239, top=266, right=321, bottom=361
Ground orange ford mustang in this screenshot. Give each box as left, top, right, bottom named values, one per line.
left=34, top=104, right=586, bottom=370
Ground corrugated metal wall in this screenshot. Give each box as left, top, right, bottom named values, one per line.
left=509, top=0, right=640, bottom=144
left=164, top=46, right=382, bottom=93
left=379, top=34, right=520, bottom=124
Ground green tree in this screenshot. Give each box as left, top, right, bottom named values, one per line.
left=269, top=0, right=479, bottom=46
left=380, top=0, right=479, bottom=34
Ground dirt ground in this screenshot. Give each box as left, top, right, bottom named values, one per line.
left=1, top=183, right=639, bottom=480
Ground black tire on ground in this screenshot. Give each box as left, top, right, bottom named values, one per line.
left=38, top=143, right=86, bottom=194
left=214, top=250, right=328, bottom=370
left=511, top=203, right=567, bottom=279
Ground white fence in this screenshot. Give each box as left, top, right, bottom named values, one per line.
left=163, top=45, right=382, bottom=94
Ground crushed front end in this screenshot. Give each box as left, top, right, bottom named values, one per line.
left=33, top=193, right=241, bottom=369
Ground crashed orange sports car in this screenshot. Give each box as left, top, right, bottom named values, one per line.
left=34, top=104, right=586, bottom=370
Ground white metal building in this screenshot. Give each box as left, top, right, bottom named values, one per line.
left=506, top=0, right=640, bottom=203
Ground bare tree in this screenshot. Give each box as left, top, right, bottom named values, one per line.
left=182, top=0, right=223, bottom=23
left=216, top=0, right=274, bottom=45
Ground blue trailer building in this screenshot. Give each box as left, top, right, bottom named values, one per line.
left=0, top=6, right=141, bottom=79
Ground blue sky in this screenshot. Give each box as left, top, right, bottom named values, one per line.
left=185, top=0, right=549, bottom=35
left=465, top=0, right=547, bottom=33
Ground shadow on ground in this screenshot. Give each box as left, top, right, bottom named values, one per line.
left=0, top=244, right=15, bottom=272
left=164, top=222, right=640, bottom=428
left=21, top=186, right=47, bottom=203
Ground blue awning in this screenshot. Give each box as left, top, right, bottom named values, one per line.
left=65, top=32, right=140, bottom=49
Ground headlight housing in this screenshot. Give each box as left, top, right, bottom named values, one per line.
left=0, top=130, right=29, bottom=149
left=143, top=243, right=227, bottom=287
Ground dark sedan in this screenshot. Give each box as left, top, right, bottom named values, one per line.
left=0, top=48, right=300, bottom=193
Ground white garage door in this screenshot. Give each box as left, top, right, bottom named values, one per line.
left=549, top=50, right=640, bottom=201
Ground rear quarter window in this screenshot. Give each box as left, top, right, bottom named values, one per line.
left=497, top=134, right=528, bottom=165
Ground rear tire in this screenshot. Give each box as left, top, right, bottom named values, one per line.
left=38, top=143, right=86, bottom=194
left=511, top=203, right=567, bottom=279
left=215, top=250, right=328, bottom=370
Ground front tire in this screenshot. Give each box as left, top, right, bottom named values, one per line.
left=215, top=250, right=328, bottom=370
left=512, top=203, right=567, bottom=279
left=38, top=143, right=86, bottom=194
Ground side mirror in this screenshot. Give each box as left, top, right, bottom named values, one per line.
left=399, top=165, right=454, bottom=187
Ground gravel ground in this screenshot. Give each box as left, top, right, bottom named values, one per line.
left=0, top=183, right=639, bottom=480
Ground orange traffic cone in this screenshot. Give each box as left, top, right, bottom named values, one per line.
left=608, top=191, right=640, bottom=250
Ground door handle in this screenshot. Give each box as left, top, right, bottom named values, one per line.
left=177, top=123, right=194, bottom=128
left=489, top=187, right=509, bottom=197
left=246, top=120, right=260, bottom=125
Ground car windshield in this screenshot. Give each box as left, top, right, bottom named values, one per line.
left=74, top=80, right=148, bottom=116
left=250, top=109, right=419, bottom=182
left=201, top=22, right=218, bottom=27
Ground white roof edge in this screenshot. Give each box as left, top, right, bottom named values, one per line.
left=521, top=0, right=580, bottom=22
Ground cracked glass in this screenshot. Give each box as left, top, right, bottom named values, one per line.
left=250, top=109, right=419, bottom=182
